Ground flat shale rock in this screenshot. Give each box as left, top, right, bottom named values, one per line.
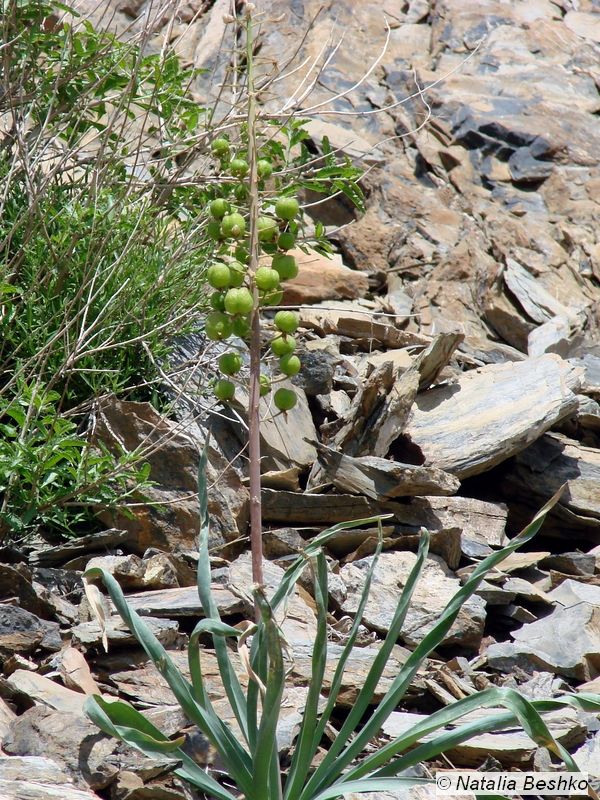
left=340, top=552, right=486, bottom=649
left=485, top=598, right=600, bottom=681
left=30, top=529, right=136, bottom=567
left=290, top=640, right=415, bottom=707
left=84, top=553, right=195, bottom=590
left=314, top=443, right=460, bottom=499
left=404, top=355, right=582, bottom=478
left=3, top=706, right=118, bottom=789
left=0, top=605, right=61, bottom=659
left=573, top=731, right=600, bottom=778
left=503, top=432, right=600, bottom=524
left=72, top=616, right=180, bottom=649
left=281, top=248, right=369, bottom=305
left=6, top=671, right=88, bottom=715
left=0, top=755, right=104, bottom=800
left=410, top=496, right=508, bottom=548
left=261, top=488, right=387, bottom=525
left=0, top=696, right=16, bottom=742
left=0, top=564, right=55, bottom=619
left=382, top=707, right=586, bottom=767
left=227, top=553, right=317, bottom=644
left=109, top=585, right=243, bottom=618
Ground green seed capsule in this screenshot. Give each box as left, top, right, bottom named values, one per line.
left=254, top=266, right=281, bottom=292
left=219, top=352, right=243, bottom=375
left=272, top=253, right=298, bottom=280
left=277, top=231, right=295, bottom=251
left=207, top=263, right=231, bottom=289
left=275, top=197, right=300, bottom=221
left=270, top=334, right=296, bottom=356
left=224, top=287, right=254, bottom=316
left=209, top=198, right=230, bottom=219
left=229, top=158, right=249, bottom=178
left=221, top=213, right=246, bottom=239
left=274, top=310, right=299, bottom=334
left=205, top=312, right=233, bottom=341
left=257, top=159, right=273, bottom=179
left=214, top=379, right=235, bottom=402
left=274, top=387, right=297, bottom=411
left=279, top=353, right=301, bottom=376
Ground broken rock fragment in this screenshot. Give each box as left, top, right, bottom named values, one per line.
left=340, top=551, right=486, bottom=649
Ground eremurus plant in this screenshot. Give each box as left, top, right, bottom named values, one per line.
left=82, top=3, right=600, bottom=799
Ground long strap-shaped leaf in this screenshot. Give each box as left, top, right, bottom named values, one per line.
left=83, top=565, right=254, bottom=796
left=84, top=696, right=238, bottom=800
left=284, top=552, right=330, bottom=800
left=375, top=693, right=600, bottom=779
left=247, top=624, right=267, bottom=752
left=196, top=443, right=250, bottom=743
left=252, top=587, right=285, bottom=800
left=270, top=514, right=393, bottom=613
left=311, top=777, right=431, bottom=800
left=189, top=618, right=242, bottom=709
left=344, top=686, right=581, bottom=782
left=298, top=529, right=429, bottom=800
left=299, top=487, right=565, bottom=800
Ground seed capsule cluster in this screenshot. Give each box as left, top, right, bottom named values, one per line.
left=206, top=141, right=302, bottom=412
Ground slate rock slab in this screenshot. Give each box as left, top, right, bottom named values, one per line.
left=6, top=671, right=88, bottom=715
left=72, top=615, right=180, bottom=649
left=0, top=755, right=104, bottom=800
left=340, top=552, right=486, bottom=649
left=0, top=605, right=61, bottom=659
left=109, top=584, right=243, bottom=618
left=2, top=706, right=118, bottom=789
left=404, top=355, right=581, bottom=478
left=486, top=599, right=600, bottom=681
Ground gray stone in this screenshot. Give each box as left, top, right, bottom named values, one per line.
left=404, top=355, right=581, bottom=478
left=110, top=584, right=243, bottom=618
left=0, top=605, right=61, bottom=659
left=72, top=616, right=180, bottom=649
left=3, top=706, right=118, bottom=789
left=486, top=600, right=600, bottom=681
left=340, top=551, right=486, bottom=649
left=508, top=148, right=554, bottom=183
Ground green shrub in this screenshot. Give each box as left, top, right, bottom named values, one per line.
left=0, top=0, right=216, bottom=538
left=0, top=381, right=152, bottom=539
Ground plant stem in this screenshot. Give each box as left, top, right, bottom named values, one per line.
left=245, top=6, right=264, bottom=598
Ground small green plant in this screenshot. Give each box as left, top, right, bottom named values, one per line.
left=0, top=383, right=151, bottom=539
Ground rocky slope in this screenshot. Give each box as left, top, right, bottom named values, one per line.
left=2, top=1, right=600, bottom=798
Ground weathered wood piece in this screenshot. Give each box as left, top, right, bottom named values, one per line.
left=404, top=354, right=582, bottom=478
left=313, top=441, right=460, bottom=499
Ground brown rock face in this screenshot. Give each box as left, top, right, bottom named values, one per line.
left=281, top=249, right=369, bottom=305
left=95, top=396, right=248, bottom=554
